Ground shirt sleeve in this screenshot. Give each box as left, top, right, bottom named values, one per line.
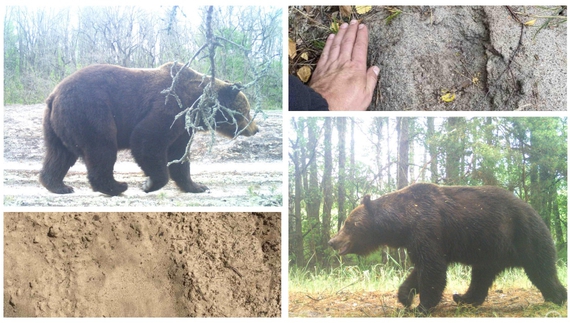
left=288, top=76, right=329, bottom=111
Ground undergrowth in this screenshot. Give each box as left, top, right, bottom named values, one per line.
left=289, top=261, right=568, bottom=295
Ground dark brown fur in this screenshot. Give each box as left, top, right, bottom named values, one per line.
left=329, top=183, right=567, bottom=312
left=40, top=63, right=258, bottom=196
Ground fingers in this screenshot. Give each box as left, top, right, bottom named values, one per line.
left=326, top=22, right=349, bottom=64
left=316, top=33, right=335, bottom=70
left=352, top=24, right=369, bottom=67
left=366, top=66, right=380, bottom=95
left=338, top=20, right=360, bottom=62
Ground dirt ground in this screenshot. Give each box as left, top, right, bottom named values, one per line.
left=290, top=288, right=567, bottom=317
left=289, top=6, right=567, bottom=110
left=3, top=104, right=282, bottom=207
left=4, top=212, right=281, bottom=317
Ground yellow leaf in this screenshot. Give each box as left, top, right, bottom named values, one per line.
left=356, top=6, right=372, bottom=15
left=288, top=38, right=296, bottom=59
left=524, top=19, right=536, bottom=26
left=340, top=6, right=352, bottom=19
left=441, top=92, right=456, bottom=102
left=300, top=52, right=309, bottom=60
left=297, top=66, right=312, bottom=83
left=330, top=21, right=339, bottom=33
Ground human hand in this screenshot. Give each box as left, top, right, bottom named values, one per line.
left=309, top=19, right=379, bottom=111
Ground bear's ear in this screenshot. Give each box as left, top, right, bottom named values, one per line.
left=218, top=83, right=242, bottom=102
left=361, top=195, right=374, bottom=215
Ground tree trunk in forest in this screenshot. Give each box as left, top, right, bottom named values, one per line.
left=337, top=118, right=347, bottom=232
left=321, top=118, right=333, bottom=266
left=397, top=117, right=409, bottom=189
left=374, top=118, right=384, bottom=191
left=445, top=118, right=461, bottom=184
left=306, top=118, right=321, bottom=266
left=291, top=118, right=305, bottom=266
left=392, top=118, right=410, bottom=267
left=350, top=119, right=356, bottom=209
left=427, top=118, right=438, bottom=183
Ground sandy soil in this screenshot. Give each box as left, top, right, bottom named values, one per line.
left=290, top=288, right=567, bottom=317
left=4, top=212, right=281, bottom=317
left=3, top=104, right=282, bottom=207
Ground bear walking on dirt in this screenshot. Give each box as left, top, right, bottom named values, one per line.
left=39, top=62, right=259, bottom=196
left=328, top=183, right=567, bottom=313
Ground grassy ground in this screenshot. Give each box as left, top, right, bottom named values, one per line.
left=289, top=263, right=568, bottom=317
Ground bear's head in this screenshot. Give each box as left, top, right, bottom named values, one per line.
left=214, top=82, right=259, bottom=138
left=166, top=63, right=259, bottom=138
left=328, top=195, right=382, bottom=256
left=329, top=194, right=409, bottom=256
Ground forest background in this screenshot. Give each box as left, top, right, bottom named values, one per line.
left=289, top=117, right=567, bottom=270
left=4, top=6, right=282, bottom=109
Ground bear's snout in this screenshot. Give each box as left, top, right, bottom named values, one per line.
left=243, top=122, right=259, bottom=136
left=328, top=236, right=341, bottom=249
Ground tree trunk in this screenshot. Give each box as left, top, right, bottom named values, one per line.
left=397, top=117, right=409, bottom=189
left=337, top=117, right=347, bottom=232
left=321, top=118, right=333, bottom=266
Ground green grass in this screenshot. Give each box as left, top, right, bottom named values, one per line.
left=289, top=262, right=568, bottom=294
left=290, top=263, right=406, bottom=294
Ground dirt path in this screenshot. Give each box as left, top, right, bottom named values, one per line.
left=4, top=212, right=281, bottom=317
left=289, top=289, right=567, bottom=317
left=3, top=104, right=282, bottom=207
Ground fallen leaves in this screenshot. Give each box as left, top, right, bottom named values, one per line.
left=441, top=92, right=456, bottom=103
left=297, top=66, right=312, bottom=83
left=524, top=19, right=536, bottom=26
left=356, top=6, right=372, bottom=15
left=288, top=38, right=296, bottom=58
left=289, top=6, right=376, bottom=83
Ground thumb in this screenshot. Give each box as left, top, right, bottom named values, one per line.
left=366, top=66, right=380, bottom=94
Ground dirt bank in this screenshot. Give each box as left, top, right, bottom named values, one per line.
left=4, top=212, right=281, bottom=317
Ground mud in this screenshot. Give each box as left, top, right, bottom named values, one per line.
left=4, top=212, right=281, bottom=317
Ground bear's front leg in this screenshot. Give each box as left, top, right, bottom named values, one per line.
left=398, top=267, right=419, bottom=308
left=130, top=117, right=173, bottom=193
left=167, top=134, right=209, bottom=193
left=168, top=161, right=209, bottom=193
left=416, top=260, right=447, bottom=313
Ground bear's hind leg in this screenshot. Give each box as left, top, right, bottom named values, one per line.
left=453, top=265, right=500, bottom=306
left=39, top=138, right=78, bottom=194
left=167, top=135, right=208, bottom=193
left=398, top=268, right=419, bottom=308
left=83, top=145, right=127, bottom=196
left=523, top=260, right=567, bottom=305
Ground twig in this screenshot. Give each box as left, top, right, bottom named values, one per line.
left=223, top=260, right=243, bottom=278
left=335, top=279, right=360, bottom=294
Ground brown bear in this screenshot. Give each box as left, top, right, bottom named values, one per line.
left=39, top=62, right=259, bottom=196
left=329, top=183, right=567, bottom=313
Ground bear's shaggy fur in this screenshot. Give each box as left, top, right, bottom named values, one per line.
left=329, top=183, right=567, bottom=312
left=40, top=62, right=258, bottom=196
